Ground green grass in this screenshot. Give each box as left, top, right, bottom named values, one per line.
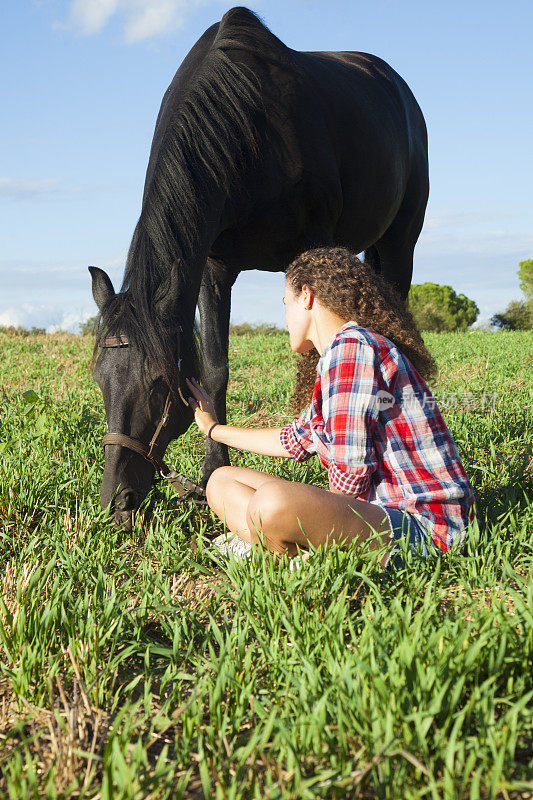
left=0, top=328, right=532, bottom=799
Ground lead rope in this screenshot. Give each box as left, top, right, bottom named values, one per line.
left=176, top=382, right=189, bottom=408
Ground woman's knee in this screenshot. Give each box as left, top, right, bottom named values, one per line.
left=205, top=466, right=234, bottom=506
left=246, top=482, right=292, bottom=543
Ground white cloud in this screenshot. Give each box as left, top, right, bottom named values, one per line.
left=47, top=310, right=95, bottom=333
left=124, top=0, right=185, bottom=42
left=61, top=0, right=219, bottom=42
left=67, top=0, right=120, bottom=35
left=0, top=304, right=95, bottom=333
left=0, top=307, right=26, bottom=327
left=0, top=178, right=62, bottom=200
left=0, top=304, right=56, bottom=329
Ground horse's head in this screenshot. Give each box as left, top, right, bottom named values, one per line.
left=89, top=266, right=195, bottom=531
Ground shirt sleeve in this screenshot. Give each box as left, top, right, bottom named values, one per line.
left=321, top=336, right=380, bottom=496
left=279, top=402, right=316, bottom=462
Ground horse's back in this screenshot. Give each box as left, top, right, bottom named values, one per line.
left=295, top=49, right=427, bottom=152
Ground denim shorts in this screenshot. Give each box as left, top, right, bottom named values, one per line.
left=381, top=506, right=438, bottom=569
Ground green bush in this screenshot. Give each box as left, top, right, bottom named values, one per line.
left=79, top=315, right=100, bottom=336
left=407, top=283, right=479, bottom=332
left=491, top=259, right=533, bottom=331
left=0, top=325, right=46, bottom=336
left=491, top=299, right=533, bottom=331
left=229, top=322, right=286, bottom=336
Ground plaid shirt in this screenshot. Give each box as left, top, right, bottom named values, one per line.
left=280, top=322, right=476, bottom=552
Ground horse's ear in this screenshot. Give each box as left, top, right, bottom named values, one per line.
left=155, top=260, right=181, bottom=323
left=89, top=266, right=115, bottom=311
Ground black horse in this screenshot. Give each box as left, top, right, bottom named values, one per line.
left=90, top=7, right=429, bottom=529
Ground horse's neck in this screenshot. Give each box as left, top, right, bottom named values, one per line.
left=129, top=186, right=224, bottom=317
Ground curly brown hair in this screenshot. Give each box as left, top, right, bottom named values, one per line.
left=286, top=247, right=438, bottom=412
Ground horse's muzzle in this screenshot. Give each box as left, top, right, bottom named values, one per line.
left=104, top=488, right=137, bottom=532
left=114, top=508, right=134, bottom=532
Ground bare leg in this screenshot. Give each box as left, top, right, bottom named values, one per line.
left=206, top=465, right=287, bottom=543
left=206, top=466, right=393, bottom=565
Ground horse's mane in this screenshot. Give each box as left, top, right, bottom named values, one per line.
left=97, top=9, right=291, bottom=386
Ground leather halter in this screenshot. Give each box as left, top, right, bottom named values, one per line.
left=98, top=330, right=191, bottom=483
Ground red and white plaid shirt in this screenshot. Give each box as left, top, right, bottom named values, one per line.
left=280, top=322, right=476, bottom=552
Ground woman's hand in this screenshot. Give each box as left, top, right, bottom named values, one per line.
left=186, top=378, right=219, bottom=435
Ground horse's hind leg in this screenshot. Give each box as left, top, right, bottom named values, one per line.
left=370, top=165, right=429, bottom=303
left=374, top=237, right=415, bottom=305
left=363, top=244, right=382, bottom=276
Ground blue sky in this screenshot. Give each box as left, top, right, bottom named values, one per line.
left=1, top=0, right=532, bottom=331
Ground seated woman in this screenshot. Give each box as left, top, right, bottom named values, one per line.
left=186, top=247, right=476, bottom=568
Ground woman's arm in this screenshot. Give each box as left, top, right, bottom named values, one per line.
left=186, top=377, right=291, bottom=457
left=210, top=424, right=291, bottom=457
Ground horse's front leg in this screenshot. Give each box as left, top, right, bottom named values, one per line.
left=197, top=261, right=235, bottom=485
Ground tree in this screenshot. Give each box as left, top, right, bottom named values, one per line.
left=491, top=259, right=533, bottom=330
left=407, top=283, right=479, bottom=332
left=79, top=315, right=99, bottom=336
left=491, top=300, right=531, bottom=331
left=518, top=258, right=533, bottom=299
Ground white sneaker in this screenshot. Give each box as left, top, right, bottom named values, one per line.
left=288, top=551, right=311, bottom=571
left=210, top=533, right=253, bottom=561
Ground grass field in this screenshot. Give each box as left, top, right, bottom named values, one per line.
left=0, top=327, right=532, bottom=799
